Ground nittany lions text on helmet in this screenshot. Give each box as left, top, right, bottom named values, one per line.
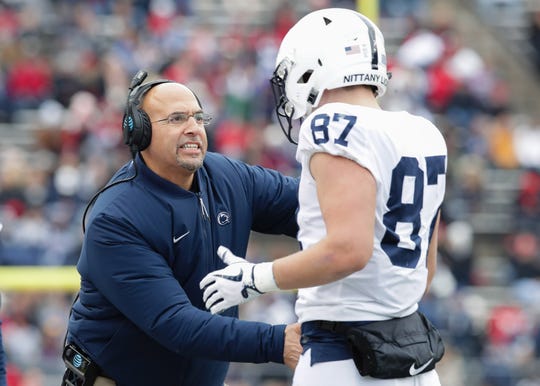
left=270, top=8, right=390, bottom=142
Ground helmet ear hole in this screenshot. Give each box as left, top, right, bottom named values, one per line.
left=299, top=70, right=313, bottom=84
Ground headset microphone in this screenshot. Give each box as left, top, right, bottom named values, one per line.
left=129, top=70, right=148, bottom=91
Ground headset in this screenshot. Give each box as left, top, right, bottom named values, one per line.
left=122, top=70, right=173, bottom=156
left=122, top=70, right=205, bottom=156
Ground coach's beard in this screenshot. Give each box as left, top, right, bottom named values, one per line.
left=177, top=155, right=204, bottom=172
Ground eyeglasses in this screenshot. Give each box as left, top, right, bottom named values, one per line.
left=152, top=111, right=212, bottom=125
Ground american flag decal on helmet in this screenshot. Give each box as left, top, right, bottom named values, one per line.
left=345, top=45, right=361, bottom=55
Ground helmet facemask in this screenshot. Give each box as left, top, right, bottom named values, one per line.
left=270, top=58, right=304, bottom=145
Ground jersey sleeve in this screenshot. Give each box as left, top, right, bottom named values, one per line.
left=297, top=105, right=378, bottom=176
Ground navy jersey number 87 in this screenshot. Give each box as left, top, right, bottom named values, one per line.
left=382, top=155, right=446, bottom=268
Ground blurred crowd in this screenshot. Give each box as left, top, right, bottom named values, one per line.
left=1, top=0, right=540, bottom=385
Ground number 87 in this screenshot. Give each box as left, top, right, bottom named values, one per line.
left=381, top=156, right=446, bottom=268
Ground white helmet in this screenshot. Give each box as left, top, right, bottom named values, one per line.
left=270, top=8, right=390, bottom=143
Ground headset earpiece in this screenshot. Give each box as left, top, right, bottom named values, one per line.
left=122, top=71, right=172, bottom=155
left=122, top=101, right=153, bottom=154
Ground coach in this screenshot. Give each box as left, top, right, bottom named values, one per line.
left=62, top=71, right=301, bottom=386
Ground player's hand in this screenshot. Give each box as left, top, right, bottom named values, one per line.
left=199, top=246, right=278, bottom=314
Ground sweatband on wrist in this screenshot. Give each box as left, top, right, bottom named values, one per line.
left=254, top=262, right=279, bottom=292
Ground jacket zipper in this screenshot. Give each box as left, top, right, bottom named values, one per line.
left=197, top=193, right=210, bottom=221
left=197, top=191, right=215, bottom=273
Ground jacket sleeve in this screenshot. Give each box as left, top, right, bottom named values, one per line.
left=84, top=213, right=286, bottom=364
left=235, top=162, right=299, bottom=237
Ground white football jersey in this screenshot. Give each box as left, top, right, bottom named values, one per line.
left=295, top=103, right=447, bottom=323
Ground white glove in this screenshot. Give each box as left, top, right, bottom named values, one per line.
left=199, top=246, right=279, bottom=314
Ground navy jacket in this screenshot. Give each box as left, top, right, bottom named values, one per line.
left=67, top=152, right=299, bottom=386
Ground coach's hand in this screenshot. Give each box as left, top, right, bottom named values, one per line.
left=284, top=323, right=302, bottom=369
left=200, top=246, right=279, bottom=314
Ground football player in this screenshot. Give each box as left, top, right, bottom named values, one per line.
left=201, top=8, right=447, bottom=385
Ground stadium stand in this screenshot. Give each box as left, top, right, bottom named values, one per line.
left=1, top=0, right=540, bottom=385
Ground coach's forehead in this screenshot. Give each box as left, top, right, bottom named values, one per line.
left=143, top=83, right=199, bottom=112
